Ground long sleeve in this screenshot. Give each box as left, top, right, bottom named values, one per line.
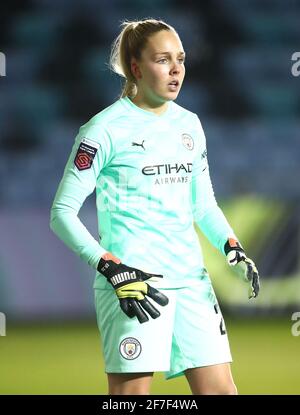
left=50, top=121, right=114, bottom=270
left=191, top=116, right=237, bottom=255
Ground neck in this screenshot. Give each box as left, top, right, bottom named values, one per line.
left=130, top=94, right=169, bottom=116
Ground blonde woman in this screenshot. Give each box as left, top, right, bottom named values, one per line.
left=50, top=18, right=259, bottom=395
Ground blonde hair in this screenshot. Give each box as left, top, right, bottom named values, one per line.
left=109, top=18, right=176, bottom=98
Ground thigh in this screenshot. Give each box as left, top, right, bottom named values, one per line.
left=179, top=278, right=232, bottom=363
left=185, top=363, right=237, bottom=395
left=165, top=278, right=232, bottom=380
left=107, top=372, right=154, bottom=395
left=94, top=288, right=177, bottom=374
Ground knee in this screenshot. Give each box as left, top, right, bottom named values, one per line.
left=107, top=371, right=153, bottom=395
left=199, top=382, right=238, bottom=395
left=221, top=383, right=238, bottom=395
left=109, top=387, right=150, bottom=395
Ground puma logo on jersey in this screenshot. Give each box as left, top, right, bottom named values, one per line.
left=132, top=140, right=145, bottom=150
left=111, top=271, right=137, bottom=286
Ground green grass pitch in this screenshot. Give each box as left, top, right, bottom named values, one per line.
left=0, top=317, right=299, bottom=395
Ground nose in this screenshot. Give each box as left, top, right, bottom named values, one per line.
left=170, top=60, right=181, bottom=75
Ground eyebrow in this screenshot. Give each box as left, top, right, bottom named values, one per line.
left=153, top=51, right=186, bottom=56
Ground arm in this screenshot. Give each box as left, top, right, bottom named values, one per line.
left=191, top=116, right=237, bottom=255
left=49, top=122, right=113, bottom=269
left=191, top=115, right=260, bottom=298
left=50, top=121, right=169, bottom=321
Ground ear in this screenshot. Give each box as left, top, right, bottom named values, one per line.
left=131, top=58, right=142, bottom=80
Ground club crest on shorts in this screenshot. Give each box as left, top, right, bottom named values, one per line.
left=181, top=133, right=194, bottom=150
left=119, top=337, right=142, bottom=360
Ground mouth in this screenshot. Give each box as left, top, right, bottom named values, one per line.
left=167, top=80, right=180, bottom=91
left=168, top=80, right=179, bottom=87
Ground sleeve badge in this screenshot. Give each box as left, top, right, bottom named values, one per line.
left=74, top=138, right=100, bottom=171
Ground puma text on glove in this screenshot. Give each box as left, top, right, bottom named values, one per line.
left=98, top=252, right=169, bottom=323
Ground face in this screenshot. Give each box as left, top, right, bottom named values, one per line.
left=131, top=30, right=186, bottom=104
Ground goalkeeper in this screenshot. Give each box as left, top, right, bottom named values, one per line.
left=50, top=18, right=260, bottom=395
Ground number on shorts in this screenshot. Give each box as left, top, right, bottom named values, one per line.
left=214, top=303, right=226, bottom=335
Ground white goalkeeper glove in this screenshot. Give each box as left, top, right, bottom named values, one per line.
left=224, top=238, right=260, bottom=299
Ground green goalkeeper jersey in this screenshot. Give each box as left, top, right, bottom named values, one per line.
left=50, top=96, right=236, bottom=289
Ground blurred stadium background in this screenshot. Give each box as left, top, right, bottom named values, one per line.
left=0, top=0, right=300, bottom=394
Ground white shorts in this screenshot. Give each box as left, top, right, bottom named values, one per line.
left=94, top=274, right=232, bottom=380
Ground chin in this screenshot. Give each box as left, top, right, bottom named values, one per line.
left=162, top=92, right=180, bottom=101
left=155, top=90, right=180, bottom=104
left=167, top=92, right=180, bottom=101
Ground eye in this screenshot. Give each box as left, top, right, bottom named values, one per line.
left=157, top=58, right=168, bottom=63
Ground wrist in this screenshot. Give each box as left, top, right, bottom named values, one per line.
left=101, top=252, right=121, bottom=263
left=97, top=252, right=121, bottom=277
left=224, top=237, right=244, bottom=256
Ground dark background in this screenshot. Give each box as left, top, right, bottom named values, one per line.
left=0, top=0, right=300, bottom=394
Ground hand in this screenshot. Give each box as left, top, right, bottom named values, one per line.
left=224, top=238, right=260, bottom=299
left=97, top=252, right=169, bottom=323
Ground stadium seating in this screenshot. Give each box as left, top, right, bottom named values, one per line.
left=0, top=0, right=299, bottom=207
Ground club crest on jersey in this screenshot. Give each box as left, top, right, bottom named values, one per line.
left=119, top=337, right=142, bottom=360
left=181, top=133, right=194, bottom=150
left=74, top=138, right=100, bottom=171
